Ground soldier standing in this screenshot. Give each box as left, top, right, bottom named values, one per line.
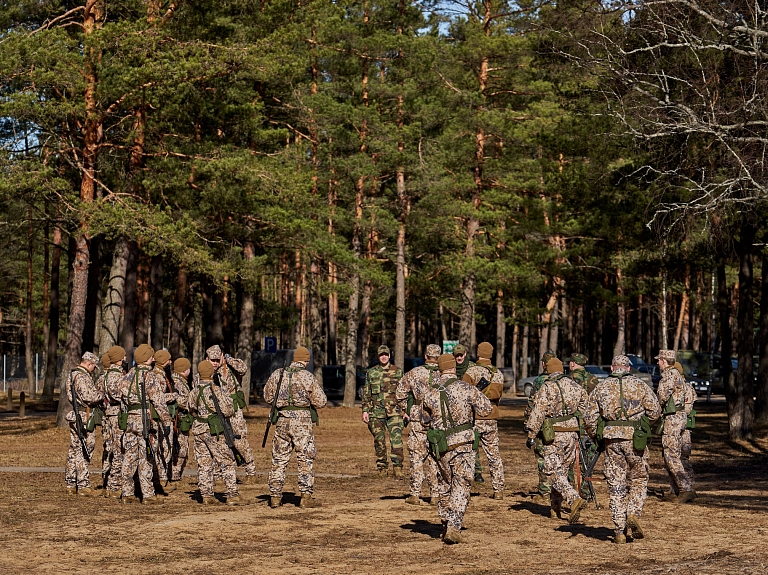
left=206, top=345, right=257, bottom=484
left=422, top=354, right=492, bottom=544
left=362, top=345, right=404, bottom=477
left=656, top=350, right=696, bottom=503
left=524, top=351, right=557, bottom=498
left=263, top=346, right=327, bottom=509
left=465, top=342, right=505, bottom=499
left=453, top=344, right=473, bottom=379
left=170, top=358, right=193, bottom=483
left=525, top=357, right=588, bottom=522
left=395, top=344, right=442, bottom=505
left=151, top=350, right=179, bottom=493
left=583, top=355, right=661, bottom=544
left=64, top=351, right=104, bottom=496
left=188, top=360, right=244, bottom=505
left=101, top=346, right=127, bottom=498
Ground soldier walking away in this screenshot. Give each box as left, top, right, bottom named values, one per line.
left=656, top=350, right=696, bottom=503
left=263, top=346, right=327, bottom=509
left=170, top=358, right=193, bottom=483
left=525, top=357, right=589, bottom=523
left=100, top=346, right=127, bottom=498
left=64, top=351, right=104, bottom=496
left=567, top=353, right=600, bottom=501
left=524, top=351, right=557, bottom=499
left=362, top=345, right=405, bottom=477
left=584, top=355, right=661, bottom=544
left=206, top=345, right=258, bottom=484
left=395, top=344, right=442, bottom=505
left=465, top=342, right=505, bottom=499
left=151, top=350, right=179, bottom=494
left=422, top=354, right=492, bottom=544
left=188, top=360, right=244, bottom=506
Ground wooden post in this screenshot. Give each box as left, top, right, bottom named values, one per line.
left=7, top=388, right=12, bottom=411
left=19, top=391, right=25, bottom=418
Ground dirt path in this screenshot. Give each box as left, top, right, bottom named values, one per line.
left=0, top=399, right=766, bottom=574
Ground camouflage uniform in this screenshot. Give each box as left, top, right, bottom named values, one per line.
left=101, top=366, right=126, bottom=494
left=526, top=372, right=588, bottom=511
left=568, top=355, right=599, bottom=499
left=363, top=361, right=404, bottom=471
left=421, top=372, right=493, bottom=536
left=171, top=371, right=192, bottom=481
left=395, top=347, right=442, bottom=500
left=188, top=376, right=239, bottom=499
left=465, top=360, right=505, bottom=493
left=263, top=362, right=327, bottom=497
left=149, top=365, right=178, bottom=485
left=209, top=346, right=256, bottom=478
left=657, top=363, right=696, bottom=495
left=525, top=352, right=556, bottom=496
left=65, top=359, right=104, bottom=490
left=583, top=359, right=661, bottom=538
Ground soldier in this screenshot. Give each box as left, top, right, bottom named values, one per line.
left=101, top=345, right=127, bottom=498
left=64, top=351, right=104, bottom=496
left=422, top=354, right=492, bottom=544
left=525, top=357, right=589, bottom=522
left=453, top=344, right=474, bottom=379
left=188, top=360, right=244, bottom=505
left=170, top=357, right=193, bottom=483
left=395, top=344, right=442, bottom=505
left=583, top=355, right=661, bottom=544
left=118, top=344, right=168, bottom=505
left=567, top=352, right=599, bottom=501
left=263, top=346, right=327, bottom=509
left=206, top=345, right=257, bottom=484
left=465, top=342, right=505, bottom=499
left=524, top=351, right=557, bottom=498
left=656, top=350, right=696, bottom=503
left=362, top=345, right=404, bottom=477
left=151, top=349, right=179, bottom=493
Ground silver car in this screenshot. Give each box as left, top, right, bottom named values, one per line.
left=515, top=365, right=609, bottom=397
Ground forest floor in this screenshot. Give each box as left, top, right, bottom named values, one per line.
left=0, top=394, right=766, bottom=574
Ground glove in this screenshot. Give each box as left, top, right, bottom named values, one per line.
left=526, top=437, right=535, bottom=449
left=582, top=437, right=593, bottom=450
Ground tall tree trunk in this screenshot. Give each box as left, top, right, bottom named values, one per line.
left=357, top=281, right=372, bottom=367
left=692, top=273, right=702, bottom=351
left=150, top=254, right=164, bottom=350
left=756, top=251, right=768, bottom=426
left=681, top=270, right=692, bottom=349
left=511, top=322, right=519, bottom=383
left=237, top=242, right=255, bottom=405
left=25, top=210, right=34, bottom=395
left=82, top=235, right=102, bottom=353
left=548, top=297, right=560, bottom=354
left=99, top=237, right=130, bottom=354
left=394, top=154, right=408, bottom=372
left=344, top=183, right=364, bottom=406
left=520, top=324, right=529, bottom=379
left=496, top=290, right=505, bottom=367
left=635, top=294, right=644, bottom=356
left=120, top=241, right=139, bottom=366
left=732, top=225, right=756, bottom=439
left=42, top=220, right=50, bottom=382
left=42, top=226, right=61, bottom=401
left=209, top=289, right=224, bottom=347
left=644, top=295, right=652, bottom=361
left=309, top=259, right=325, bottom=381
left=192, top=292, right=203, bottom=371
left=168, top=265, right=187, bottom=358
left=674, top=281, right=690, bottom=352
left=614, top=265, right=626, bottom=357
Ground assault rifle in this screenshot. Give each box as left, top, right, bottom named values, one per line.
left=70, top=373, right=92, bottom=462
left=262, top=359, right=287, bottom=448
left=579, top=436, right=602, bottom=509
left=212, top=373, right=246, bottom=466
left=139, top=371, right=155, bottom=461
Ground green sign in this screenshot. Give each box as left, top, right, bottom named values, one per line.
left=443, top=340, right=459, bottom=354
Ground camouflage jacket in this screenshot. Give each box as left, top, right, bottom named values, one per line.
left=465, top=360, right=504, bottom=420
left=188, top=378, right=235, bottom=436
left=214, top=356, right=248, bottom=394
left=150, top=366, right=179, bottom=424
left=584, top=372, right=661, bottom=440
left=524, top=372, right=550, bottom=420
left=263, top=362, right=327, bottom=421
left=421, top=374, right=493, bottom=447
left=172, top=372, right=192, bottom=412
left=65, top=366, right=104, bottom=423
left=571, top=367, right=599, bottom=395
left=395, top=362, right=441, bottom=423
left=526, top=373, right=587, bottom=438
left=363, top=363, right=403, bottom=418
left=118, top=365, right=173, bottom=433
left=657, top=367, right=696, bottom=415
left=100, top=367, right=125, bottom=416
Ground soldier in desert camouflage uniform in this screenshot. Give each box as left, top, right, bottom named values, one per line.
left=526, top=357, right=589, bottom=523
left=567, top=352, right=599, bottom=501
left=150, top=349, right=179, bottom=493
left=464, top=342, right=505, bottom=499
left=100, top=346, right=127, bottom=498
left=263, top=346, right=327, bottom=509
left=64, top=351, right=104, bottom=496
left=170, top=357, right=193, bottom=482
left=395, top=343, right=442, bottom=505
left=452, top=344, right=484, bottom=483
left=524, top=351, right=557, bottom=498
left=422, top=354, right=493, bottom=544
left=207, top=345, right=257, bottom=484
left=188, top=360, right=244, bottom=505
left=655, top=349, right=696, bottom=503
left=584, top=355, right=661, bottom=544
left=362, top=344, right=404, bottom=477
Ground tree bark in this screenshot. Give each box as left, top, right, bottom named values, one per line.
left=99, top=237, right=130, bottom=355
left=237, top=242, right=255, bottom=405
left=25, top=210, right=34, bottom=394
left=357, top=281, right=372, bottom=368
left=82, top=235, right=102, bottom=353
left=208, top=288, right=224, bottom=348
left=511, top=322, right=519, bottom=383
left=168, top=265, right=187, bottom=358
left=394, top=163, right=408, bottom=372
left=42, top=220, right=50, bottom=381
left=674, top=287, right=690, bottom=352
left=42, top=226, right=61, bottom=401
left=120, top=241, right=139, bottom=366
left=150, top=254, right=164, bottom=350
left=614, top=265, right=626, bottom=356
left=520, top=324, right=529, bottom=379
left=309, top=259, right=325, bottom=381
left=496, top=290, right=505, bottom=367
left=756, top=251, right=768, bottom=426
left=733, top=225, right=755, bottom=439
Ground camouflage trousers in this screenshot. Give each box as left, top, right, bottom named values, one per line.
left=150, top=424, right=173, bottom=483
left=171, top=430, right=190, bottom=481
left=65, top=423, right=96, bottom=489
left=533, top=440, right=551, bottom=495
left=193, top=432, right=239, bottom=498
left=475, top=420, right=504, bottom=492
left=368, top=415, right=404, bottom=470
left=436, top=445, right=474, bottom=531
left=121, top=431, right=155, bottom=499
left=102, top=415, right=124, bottom=492
left=604, top=439, right=649, bottom=535
left=406, top=422, right=438, bottom=498
left=662, top=413, right=694, bottom=494
left=269, top=416, right=316, bottom=497
left=543, top=432, right=580, bottom=509
left=231, top=409, right=257, bottom=476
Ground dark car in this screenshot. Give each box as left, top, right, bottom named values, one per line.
left=321, top=365, right=367, bottom=399
left=647, top=364, right=662, bottom=388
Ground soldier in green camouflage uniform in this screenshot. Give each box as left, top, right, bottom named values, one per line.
left=524, top=351, right=557, bottom=497
left=567, top=353, right=600, bottom=501
left=362, top=345, right=404, bottom=477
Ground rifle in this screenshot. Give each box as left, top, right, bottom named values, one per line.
left=70, top=372, right=92, bottom=463
left=262, top=359, right=287, bottom=448
left=162, top=364, right=180, bottom=474
left=579, top=436, right=602, bottom=509
left=212, top=373, right=245, bottom=465
left=139, top=370, right=155, bottom=461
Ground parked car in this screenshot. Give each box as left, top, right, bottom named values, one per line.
left=516, top=374, right=538, bottom=397
left=497, top=367, right=516, bottom=393
left=646, top=364, right=661, bottom=388
left=600, top=365, right=654, bottom=389
left=584, top=365, right=610, bottom=380
left=322, top=365, right=367, bottom=399
left=627, top=354, right=650, bottom=373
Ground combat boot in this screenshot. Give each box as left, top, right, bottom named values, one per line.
left=614, top=533, right=626, bottom=544
left=104, top=489, right=121, bottom=499
left=393, top=466, right=404, bottom=480
left=269, top=496, right=282, bottom=508
left=492, top=491, right=504, bottom=501
left=142, top=496, right=164, bottom=505
left=78, top=487, right=99, bottom=497
left=405, top=495, right=421, bottom=506
left=377, top=468, right=388, bottom=478
left=202, top=496, right=222, bottom=506
left=474, top=473, right=485, bottom=483
left=427, top=497, right=437, bottom=506
left=626, top=514, right=645, bottom=540
left=568, top=497, right=587, bottom=524
left=121, top=495, right=137, bottom=504
left=443, top=528, right=462, bottom=544
left=661, top=490, right=678, bottom=502
left=677, top=490, right=696, bottom=504
left=226, top=495, right=246, bottom=506
left=299, top=493, right=322, bottom=508
left=66, top=487, right=77, bottom=496
left=550, top=507, right=562, bottom=520
left=241, top=475, right=258, bottom=485
left=162, top=481, right=177, bottom=494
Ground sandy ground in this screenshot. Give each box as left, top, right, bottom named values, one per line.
left=0, top=395, right=766, bottom=574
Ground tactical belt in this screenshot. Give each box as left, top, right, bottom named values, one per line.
left=195, top=417, right=210, bottom=424
left=553, top=426, right=580, bottom=432
left=446, top=422, right=473, bottom=437
left=126, top=403, right=142, bottom=412
left=605, top=420, right=638, bottom=428
left=278, top=406, right=310, bottom=412
left=446, top=440, right=474, bottom=452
